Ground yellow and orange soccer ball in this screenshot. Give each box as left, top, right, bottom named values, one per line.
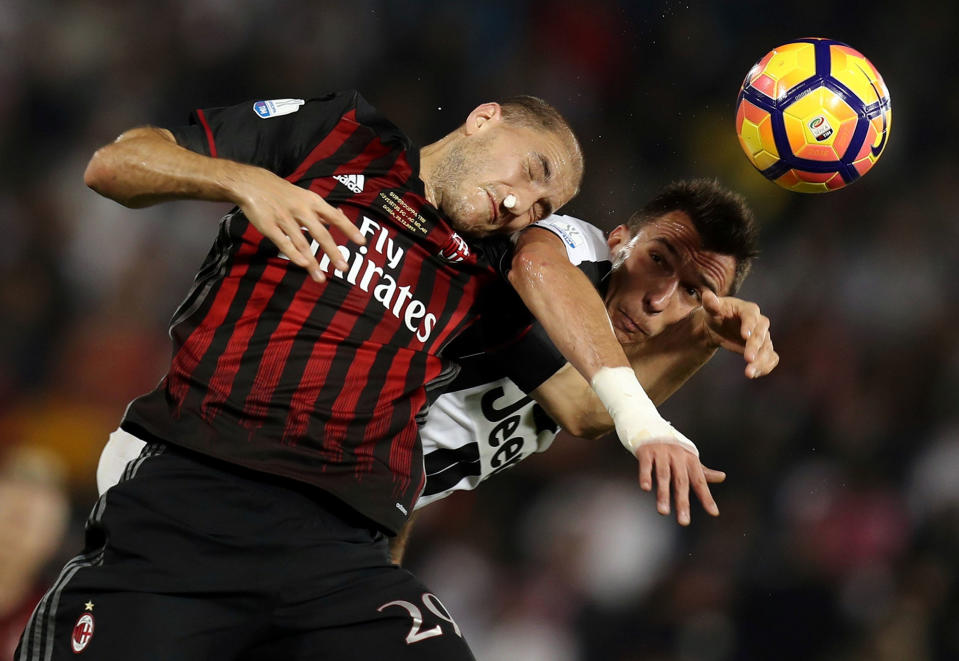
left=735, top=38, right=891, bottom=193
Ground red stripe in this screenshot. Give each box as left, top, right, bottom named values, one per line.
left=167, top=223, right=262, bottom=411
left=285, top=109, right=359, bottom=183
left=196, top=109, right=217, bottom=158
left=198, top=261, right=286, bottom=422
left=351, top=252, right=441, bottom=485
left=385, top=150, right=414, bottom=186
left=383, top=350, right=423, bottom=494
left=238, top=174, right=344, bottom=428
left=306, top=232, right=426, bottom=463
left=424, top=274, right=481, bottom=355
left=247, top=131, right=404, bottom=439
left=239, top=277, right=320, bottom=425
left=279, top=293, right=367, bottom=448
left=321, top=343, right=381, bottom=469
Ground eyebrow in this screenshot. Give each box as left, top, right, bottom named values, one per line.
left=653, top=237, right=720, bottom=295
left=536, top=153, right=552, bottom=182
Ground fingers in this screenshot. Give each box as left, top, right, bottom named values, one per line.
left=259, top=219, right=325, bottom=283
left=703, top=467, right=727, bottom=483
left=638, top=450, right=653, bottom=492
left=707, top=295, right=778, bottom=379
left=637, top=445, right=723, bottom=526
left=309, top=196, right=366, bottom=246
left=743, top=315, right=770, bottom=377
left=243, top=179, right=367, bottom=282
left=691, top=465, right=720, bottom=517
left=290, top=195, right=366, bottom=279
left=656, top=456, right=671, bottom=518
left=284, top=216, right=333, bottom=281
left=673, top=459, right=691, bottom=525
left=701, top=289, right=723, bottom=316
left=744, top=317, right=780, bottom=379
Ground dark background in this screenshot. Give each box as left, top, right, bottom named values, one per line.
left=1, top=2, right=957, bottom=659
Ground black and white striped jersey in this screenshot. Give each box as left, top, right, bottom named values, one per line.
left=417, top=214, right=611, bottom=508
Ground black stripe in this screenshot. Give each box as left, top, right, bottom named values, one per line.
left=422, top=443, right=481, bottom=496
left=179, top=250, right=272, bottom=421
left=167, top=212, right=241, bottom=341
left=227, top=264, right=311, bottom=421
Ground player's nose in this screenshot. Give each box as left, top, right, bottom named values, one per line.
left=643, top=277, right=678, bottom=313
left=503, top=190, right=529, bottom=217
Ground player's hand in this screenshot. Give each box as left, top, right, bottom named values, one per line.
left=636, top=442, right=725, bottom=526
left=233, top=168, right=366, bottom=282
left=699, top=290, right=779, bottom=379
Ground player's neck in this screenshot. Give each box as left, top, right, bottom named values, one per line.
left=418, top=135, right=454, bottom=208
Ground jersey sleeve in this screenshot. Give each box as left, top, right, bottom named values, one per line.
left=495, top=322, right=567, bottom=393
left=167, top=91, right=364, bottom=176
left=527, top=214, right=609, bottom=266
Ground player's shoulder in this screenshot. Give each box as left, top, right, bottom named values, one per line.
left=529, top=213, right=608, bottom=265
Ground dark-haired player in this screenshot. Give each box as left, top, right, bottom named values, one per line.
left=394, top=179, right=776, bottom=561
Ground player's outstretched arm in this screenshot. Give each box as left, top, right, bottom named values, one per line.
left=508, top=227, right=696, bottom=457
left=527, top=288, right=777, bottom=525
left=84, top=127, right=365, bottom=282
left=530, top=290, right=779, bottom=438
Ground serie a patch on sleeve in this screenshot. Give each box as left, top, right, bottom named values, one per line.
left=252, top=98, right=305, bottom=119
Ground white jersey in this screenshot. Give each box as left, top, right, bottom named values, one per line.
left=417, top=214, right=609, bottom=508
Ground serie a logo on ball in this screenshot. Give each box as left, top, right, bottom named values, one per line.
left=735, top=38, right=892, bottom=193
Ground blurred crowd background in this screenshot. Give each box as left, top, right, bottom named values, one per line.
left=1, top=1, right=957, bottom=659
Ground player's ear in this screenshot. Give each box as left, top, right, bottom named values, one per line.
left=607, top=224, right=631, bottom=253
left=464, top=103, right=502, bottom=136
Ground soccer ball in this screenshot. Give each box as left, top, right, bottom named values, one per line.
left=735, top=38, right=891, bottom=193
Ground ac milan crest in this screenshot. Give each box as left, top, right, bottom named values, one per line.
left=438, top=232, right=470, bottom=263
left=71, top=608, right=95, bottom=653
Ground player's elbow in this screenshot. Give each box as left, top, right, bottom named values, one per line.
left=84, top=143, right=146, bottom=207
left=508, top=242, right=559, bottom=291
left=85, top=127, right=171, bottom=208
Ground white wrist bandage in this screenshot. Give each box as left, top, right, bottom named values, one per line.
left=590, top=366, right=699, bottom=457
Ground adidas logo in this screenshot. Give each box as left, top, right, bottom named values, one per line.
left=334, top=174, right=365, bottom=194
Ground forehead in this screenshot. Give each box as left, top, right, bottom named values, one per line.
left=639, top=211, right=737, bottom=295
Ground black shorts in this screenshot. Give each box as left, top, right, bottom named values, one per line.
left=17, top=442, right=475, bottom=661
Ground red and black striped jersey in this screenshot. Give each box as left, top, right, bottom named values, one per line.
left=120, top=91, right=513, bottom=533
